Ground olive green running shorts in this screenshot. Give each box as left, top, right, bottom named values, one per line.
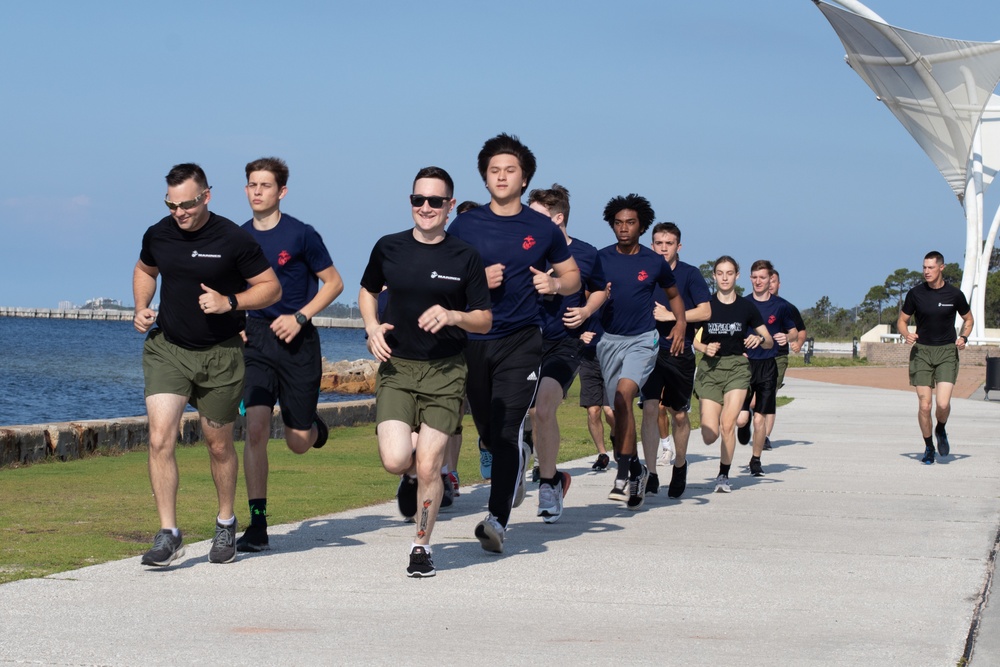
left=375, top=354, right=468, bottom=435
left=142, top=329, right=245, bottom=424
left=909, top=343, right=959, bottom=388
left=694, top=355, right=751, bottom=405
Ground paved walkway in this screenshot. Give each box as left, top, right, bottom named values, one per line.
left=1, top=376, right=998, bottom=666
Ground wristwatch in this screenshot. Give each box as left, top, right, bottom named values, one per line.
left=228, top=294, right=238, bottom=311
left=959, top=335, right=968, bottom=344
left=294, top=311, right=308, bottom=325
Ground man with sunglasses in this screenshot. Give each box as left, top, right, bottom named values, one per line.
left=133, top=163, right=281, bottom=568
left=448, top=134, right=580, bottom=553
left=236, top=157, right=344, bottom=553
left=359, top=166, right=491, bottom=577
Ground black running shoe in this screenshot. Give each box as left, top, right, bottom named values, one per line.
left=608, top=477, right=628, bottom=501
left=440, top=473, right=454, bottom=509
left=209, top=519, right=238, bottom=564
left=141, top=529, right=185, bottom=567
left=626, top=465, right=649, bottom=511
left=397, top=475, right=418, bottom=520
left=236, top=523, right=270, bottom=552
left=936, top=429, right=950, bottom=457
left=737, top=422, right=751, bottom=445
left=921, top=446, right=935, bottom=465
left=667, top=462, right=688, bottom=498
left=312, top=414, right=329, bottom=449
left=406, top=546, right=436, bottom=578
left=592, top=453, right=610, bottom=471
left=749, top=457, right=763, bottom=477
left=763, top=437, right=772, bottom=451
left=646, top=472, right=660, bottom=495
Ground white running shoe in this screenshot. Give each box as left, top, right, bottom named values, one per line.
left=537, top=471, right=571, bottom=523
left=714, top=474, right=732, bottom=493
left=474, top=514, right=505, bottom=553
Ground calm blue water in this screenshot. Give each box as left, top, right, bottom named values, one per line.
left=0, top=317, right=372, bottom=426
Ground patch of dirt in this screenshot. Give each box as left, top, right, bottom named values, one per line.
left=785, top=365, right=985, bottom=399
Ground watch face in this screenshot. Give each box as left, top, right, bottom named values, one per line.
left=295, top=312, right=307, bottom=325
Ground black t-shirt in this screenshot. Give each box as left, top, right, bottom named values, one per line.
left=139, top=212, right=271, bottom=349
left=360, top=230, right=490, bottom=361
left=701, top=293, right=765, bottom=358
left=901, top=282, right=970, bottom=346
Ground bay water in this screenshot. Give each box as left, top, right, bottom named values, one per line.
left=0, top=317, right=372, bottom=427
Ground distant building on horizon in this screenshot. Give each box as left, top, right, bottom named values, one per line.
left=57, top=300, right=75, bottom=310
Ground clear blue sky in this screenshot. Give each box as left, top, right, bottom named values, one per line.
left=3, top=0, right=998, bottom=314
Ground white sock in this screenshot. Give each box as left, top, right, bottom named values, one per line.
left=412, top=542, right=431, bottom=554
left=217, top=515, right=235, bottom=526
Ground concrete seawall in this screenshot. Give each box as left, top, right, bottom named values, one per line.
left=0, top=307, right=364, bottom=328
left=0, top=399, right=375, bottom=468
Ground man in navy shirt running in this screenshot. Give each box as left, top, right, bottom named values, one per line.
left=596, top=195, right=686, bottom=510
left=449, top=134, right=580, bottom=553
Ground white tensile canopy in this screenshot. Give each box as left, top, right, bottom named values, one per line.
left=814, top=0, right=1000, bottom=339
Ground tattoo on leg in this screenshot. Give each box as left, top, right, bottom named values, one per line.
left=416, top=499, right=431, bottom=539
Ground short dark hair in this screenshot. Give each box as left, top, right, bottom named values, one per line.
left=603, top=194, right=655, bottom=235
left=750, top=259, right=774, bottom=275
left=245, top=157, right=289, bottom=188
left=771, top=269, right=781, bottom=280
left=166, top=163, right=208, bottom=189
left=457, top=200, right=481, bottom=214
left=527, top=183, right=571, bottom=224
left=651, top=222, right=681, bottom=242
left=477, top=133, right=537, bottom=191
left=925, top=251, right=945, bottom=264
left=413, top=166, right=454, bottom=197
left=714, top=255, right=740, bottom=274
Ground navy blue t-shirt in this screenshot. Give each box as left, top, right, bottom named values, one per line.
left=774, top=297, right=804, bottom=357
left=242, top=214, right=333, bottom=320
left=655, top=259, right=711, bottom=353
left=598, top=244, right=676, bottom=336
left=448, top=204, right=571, bottom=340
left=539, top=237, right=605, bottom=341
left=744, top=294, right=796, bottom=361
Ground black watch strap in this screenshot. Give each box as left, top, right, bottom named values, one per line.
left=228, top=294, right=238, bottom=311
left=295, top=311, right=308, bottom=325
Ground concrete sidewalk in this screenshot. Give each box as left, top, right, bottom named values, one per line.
left=1, top=377, right=998, bottom=666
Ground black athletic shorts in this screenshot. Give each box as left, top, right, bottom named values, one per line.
left=537, top=336, right=582, bottom=398
left=640, top=348, right=695, bottom=412
left=243, top=316, right=322, bottom=430
left=578, top=345, right=607, bottom=408
left=741, top=357, right=778, bottom=415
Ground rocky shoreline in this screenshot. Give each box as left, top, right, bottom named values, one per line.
left=0, top=359, right=379, bottom=469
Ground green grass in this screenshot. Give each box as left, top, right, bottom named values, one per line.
left=0, top=379, right=791, bottom=584
left=788, top=355, right=870, bottom=368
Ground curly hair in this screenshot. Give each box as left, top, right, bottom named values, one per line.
left=603, top=194, right=655, bottom=235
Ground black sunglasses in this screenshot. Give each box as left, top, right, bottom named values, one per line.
left=410, top=194, right=450, bottom=209
left=165, top=187, right=211, bottom=211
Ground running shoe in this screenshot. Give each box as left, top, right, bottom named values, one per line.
left=659, top=436, right=675, bottom=465
left=714, top=474, right=732, bottom=493
left=763, top=437, right=772, bottom=451
left=608, top=477, right=629, bottom=502
left=236, top=523, right=270, bottom=553
left=646, top=472, right=660, bottom=495
left=626, top=465, right=649, bottom=511
left=406, top=546, right=436, bottom=578
left=440, top=473, right=454, bottom=509
left=749, top=457, right=763, bottom=477
left=141, top=529, right=185, bottom=567
left=448, top=471, right=460, bottom=497
left=737, top=422, right=751, bottom=446
left=397, top=475, right=418, bottom=521
left=312, top=414, right=329, bottom=449
left=667, top=462, right=688, bottom=498
left=513, top=439, right=531, bottom=508
left=921, top=446, right=935, bottom=465
left=479, top=439, right=492, bottom=480
left=592, top=453, right=610, bottom=471
left=474, top=514, right=505, bottom=553
left=537, top=471, right=572, bottom=523
left=209, top=519, right=238, bottom=564
left=936, top=428, right=950, bottom=457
